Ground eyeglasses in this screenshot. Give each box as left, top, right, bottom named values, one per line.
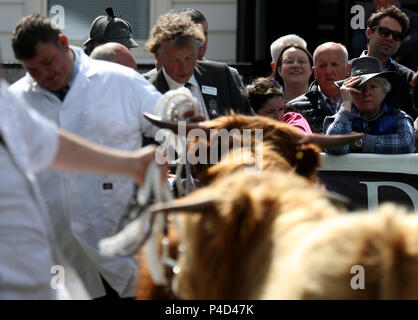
left=371, top=26, right=403, bottom=41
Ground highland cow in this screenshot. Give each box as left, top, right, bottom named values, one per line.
left=151, top=169, right=418, bottom=300
left=135, top=114, right=363, bottom=299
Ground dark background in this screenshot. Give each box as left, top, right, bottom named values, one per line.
left=3, top=0, right=418, bottom=85
left=236, top=0, right=418, bottom=82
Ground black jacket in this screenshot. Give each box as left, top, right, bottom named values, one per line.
left=287, top=81, right=336, bottom=133
left=384, top=60, right=417, bottom=119
left=149, top=60, right=253, bottom=119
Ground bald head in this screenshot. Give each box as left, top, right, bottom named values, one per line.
left=91, top=42, right=138, bottom=71
left=313, top=42, right=348, bottom=68
left=312, top=42, right=350, bottom=101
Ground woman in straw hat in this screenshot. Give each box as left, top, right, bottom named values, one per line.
left=323, top=56, right=414, bottom=154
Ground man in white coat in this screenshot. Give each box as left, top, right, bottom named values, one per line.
left=10, top=13, right=162, bottom=299
left=0, top=77, right=159, bottom=299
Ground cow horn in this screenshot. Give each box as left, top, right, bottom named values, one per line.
left=149, top=197, right=217, bottom=214
left=300, top=132, right=364, bottom=149
left=323, top=190, right=351, bottom=206
left=143, top=112, right=210, bottom=135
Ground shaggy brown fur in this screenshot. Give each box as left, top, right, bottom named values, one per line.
left=172, top=169, right=338, bottom=299
left=135, top=114, right=361, bottom=299
left=272, top=205, right=418, bottom=299
left=135, top=115, right=323, bottom=299
left=165, top=170, right=418, bottom=300
left=190, top=114, right=321, bottom=183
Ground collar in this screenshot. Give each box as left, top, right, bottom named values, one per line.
left=318, top=85, right=328, bottom=101
left=68, top=48, right=81, bottom=86
left=162, top=68, right=197, bottom=90
left=351, top=102, right=392, bottom=121
left=50, top=47, right=80, bottom=98
left=360, top=50, right=396, bottom=71
left=318, top=85, right=339, bottom=113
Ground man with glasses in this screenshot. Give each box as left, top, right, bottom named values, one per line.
left=360, top=5, right=416, bottom=118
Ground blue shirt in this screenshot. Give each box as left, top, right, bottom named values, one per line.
left=323, top=104, right=415, bottom=154
left=359, top=50, right=396, bottom=71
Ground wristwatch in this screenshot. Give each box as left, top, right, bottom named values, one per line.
left=354, top=137, right=363, bottom=150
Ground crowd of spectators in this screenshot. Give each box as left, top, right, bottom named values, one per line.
left=0, top=3, right=417, bottom=300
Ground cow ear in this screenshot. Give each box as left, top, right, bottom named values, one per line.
left=294, top=144, right=321, bottom=180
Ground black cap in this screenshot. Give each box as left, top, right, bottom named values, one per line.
left=335, top=56, right=400, bottom=92
left=83, top=7, right=138, bottom=49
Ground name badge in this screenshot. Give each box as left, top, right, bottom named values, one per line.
left=202, top=85, right=217, bottom=96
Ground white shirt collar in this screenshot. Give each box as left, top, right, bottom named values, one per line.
left=162, top=68, right=198, bottom=90
left=162, top=68, right=209, bottom=119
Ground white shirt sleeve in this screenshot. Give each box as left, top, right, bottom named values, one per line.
left=134, top=73, right=163, bottom=139
left=3, top=83, right=59, bottom=172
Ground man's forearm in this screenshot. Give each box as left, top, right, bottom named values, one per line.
left=50, top=129, right=155, bottom=180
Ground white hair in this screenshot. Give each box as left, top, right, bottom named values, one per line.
left=270, top=34, right=307, bottom=62
left=371, top=76, right=392, bottom=94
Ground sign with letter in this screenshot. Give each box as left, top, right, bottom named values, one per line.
left=318, top=153, right=418, bottom=212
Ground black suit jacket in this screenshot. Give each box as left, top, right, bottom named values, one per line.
left=149, top=60, right=253, bottom=119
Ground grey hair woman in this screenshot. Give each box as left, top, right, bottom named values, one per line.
left=323, top=56, right=414, bottom=154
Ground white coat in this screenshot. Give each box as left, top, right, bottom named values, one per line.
left=0, top=80, right=89, bottom=299
left=9, top=46, right=162, bottom=298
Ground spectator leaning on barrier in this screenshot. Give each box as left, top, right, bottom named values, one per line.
left=83, top=7, right=138, bottom=56
left=324, top=56, right=414, bottom=155
left=91, top=42, right=138, bottom=71
left=245, top=77, right=312, bottom=133
left=360, top=5, right=417, bottom=119
left=10, top=13, right=162, bottom=299
left=288, top=42, right=351, bottom=133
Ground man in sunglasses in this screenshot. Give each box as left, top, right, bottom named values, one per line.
left=360, top=5, right=417, bottom=119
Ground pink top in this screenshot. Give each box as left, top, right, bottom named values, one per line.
left=282, top=112, right=312, bottom=134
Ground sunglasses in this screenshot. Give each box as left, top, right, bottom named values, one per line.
left=371, top=26, right=404, bottom=41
